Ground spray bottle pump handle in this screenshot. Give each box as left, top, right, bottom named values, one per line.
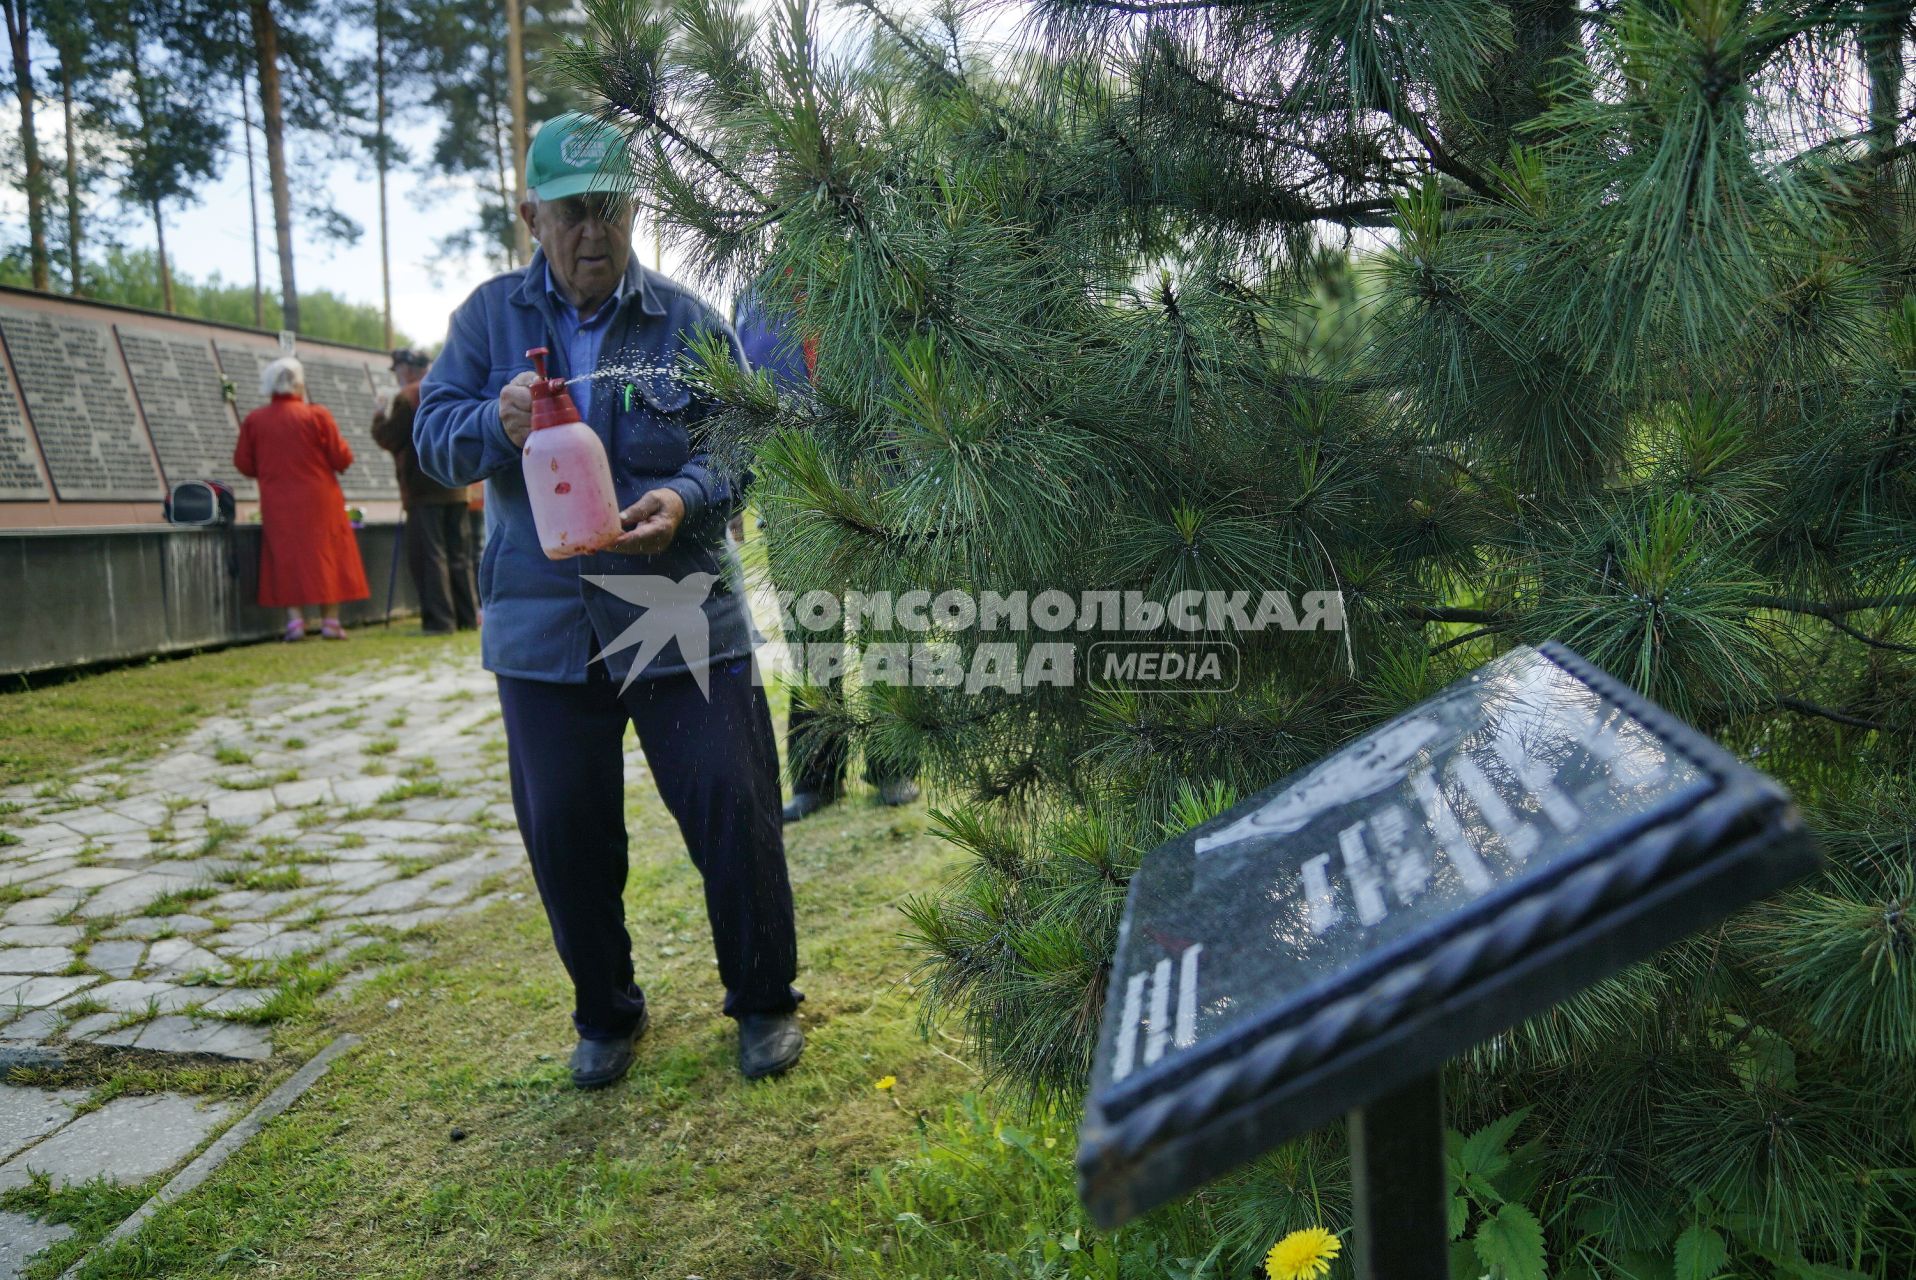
left=526, top=347, right=550, bottom=380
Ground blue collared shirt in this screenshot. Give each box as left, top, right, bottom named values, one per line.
left=545, top=265, right=627, bottom=421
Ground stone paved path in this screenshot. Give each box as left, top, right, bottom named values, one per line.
left=0, top=648, right=533, bottom=1275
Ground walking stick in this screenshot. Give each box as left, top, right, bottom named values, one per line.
left=382, top=518, right=405, bottom=627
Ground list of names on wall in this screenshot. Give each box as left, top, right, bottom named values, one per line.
left=303, top=358, right=397, bottom=499
left=0, top=307, right=162, bottom=500
left=118, top=327, right=256, bottom=500
left=0, top=349, right=50, bottom=500
left=213, top=342, right=273, bottom=420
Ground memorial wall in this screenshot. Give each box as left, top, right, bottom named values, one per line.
left=0, top=286, right=406, bottom=528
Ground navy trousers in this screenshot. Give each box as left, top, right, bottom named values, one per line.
left=497, top=655, right=800, bottom=1041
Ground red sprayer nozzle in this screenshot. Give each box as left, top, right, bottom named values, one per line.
left=524, top=346, right=583, bottom=431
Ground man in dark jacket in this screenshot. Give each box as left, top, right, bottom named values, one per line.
left=372, top=349, right=478, bottom=634
left=412, top=113, right=802, bottom=1090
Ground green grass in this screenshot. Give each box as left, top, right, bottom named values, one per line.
left=140, top=885, right=220, bottom=917
left=0, top=631, right=477, bottom=786
left=41, top=764, right=988, bottom=1280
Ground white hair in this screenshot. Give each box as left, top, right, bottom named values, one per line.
left=262, top=356, right=305, bottom=400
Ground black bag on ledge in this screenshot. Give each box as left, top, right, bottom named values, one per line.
left=164, top=479, right=237, bottom=526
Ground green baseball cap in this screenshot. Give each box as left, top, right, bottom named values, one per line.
left=525, top=112, right=635, bottom=201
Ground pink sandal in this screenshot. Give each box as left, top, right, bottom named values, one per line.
left=320, top=620, right=349, bottom=641
left=283, top=618, right=306, bottom=643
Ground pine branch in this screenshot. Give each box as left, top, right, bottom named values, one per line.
left=1429, top=626, right=1505, bottom=656
left=1775, top=698, right=1898, bottom=735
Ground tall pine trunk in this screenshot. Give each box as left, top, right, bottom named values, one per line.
left=126, top=26, right=173, bottom=312
left=375, top=0, right=392, bottom=348
left=3, top=0, right=51, bottom=290
left=1861, top=3, right=1910, bottom=293
left=58, top=42, right=79, bottom=293
left=506, top=0, right=530, bottom=264
left=487, top=44, right=512, bottom=270
left=240, top=55, right=264, bottom=329
left=250, top=0, right=299, bottom=332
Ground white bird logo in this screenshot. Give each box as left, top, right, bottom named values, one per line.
left=583, top=572, right=720, bottom=696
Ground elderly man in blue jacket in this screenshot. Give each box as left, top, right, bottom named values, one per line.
left=414, top=113, right=802, bottom=1089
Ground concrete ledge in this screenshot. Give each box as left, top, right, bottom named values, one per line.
left=0, top=521, right=457, bottom=675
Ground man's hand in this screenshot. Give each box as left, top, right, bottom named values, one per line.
left=608, top=488, right=686, bottom=556
left=499, top=371, right=538, bottom=447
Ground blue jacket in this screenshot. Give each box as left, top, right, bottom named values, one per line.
left=414, top=248, right=756, bottom=685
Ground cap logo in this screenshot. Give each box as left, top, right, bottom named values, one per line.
left=559, top=128, right=615, bottom=168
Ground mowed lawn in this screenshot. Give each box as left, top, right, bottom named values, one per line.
left=3, top=634, right=989, bottom=1279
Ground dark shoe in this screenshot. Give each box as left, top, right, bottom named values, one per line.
left=877, top=778, right=920, bottom=807
left=737, top=1012, right=804, bottom=1079
left=569, top=1005, right=649, bottom=1089
left=781, top=790, right=839, bottom=824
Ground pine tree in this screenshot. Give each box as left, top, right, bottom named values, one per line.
left=557, top=0, right=1915, bottom=1272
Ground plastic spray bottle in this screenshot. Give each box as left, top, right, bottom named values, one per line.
left=520, top=346, right=623, bottom=559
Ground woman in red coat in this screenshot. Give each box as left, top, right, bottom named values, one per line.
left=233, top=357, right=370, bottom=640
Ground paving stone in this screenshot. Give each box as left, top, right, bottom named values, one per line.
left=103, top=797, right=173, bottom=826
left=102, top=914, right=214, bottom=940
left=74, top=872, right=200, bottom=920
left=55, top=809, right=149, bottom=838
left=43, top=866, right=139, bottom=891
left=0, top=1007, right=65, bottom=1044
left=0, top=945, right=75, bottom=975
left=8, top=825, right=84, bottom=853
left=60, top=1012, right=120, bottom=1040
left=334, top=876, right=439, bottom=916
left=84, top=940, right=146, bottom=979
left=0, top=858, right=72, bottom=889
left=273, top=778, right=334, bottom=808
left=228, top=929, right=324, bottom=962
left=0, top=1092, right=237, bottom=1190
left=111, top=1015, right=272, bottom=1061
left=195, top=987, right=273, bottom=1016
left=0, top=1211, right=74, bottom=1276
left=0, top=976, right=95, bottom=1010
left=337, top=818, right=446, bottom=841
left=81, top=979, right=196, bottom=1015
left=201, top=923, right=282, bottom=952
left=0, top=1084, right=87, bottom=1160
left=330, top=776, right=398, bottom=806
left=141, top=938, right=227, bottom=980
left=397, top=796, right=488, bottom=824
left=0, top=925, right=82, bottom=947
left=205, top=790, right=277, bottom=823
left=302, top=862, right=394, bottom=890
left=1, top=895, right=81, bottom=927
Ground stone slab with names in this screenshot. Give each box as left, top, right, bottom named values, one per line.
left=117, top=326, right=256, bottom=499
left=214, top=344, right=397, bottom=500
left=0, top=349, right=49, bottom=500
left=302, top=356, right=397, bottom=499
left=0, top=306, right=162, bottom=500
left=1077, top=642, right=1817, bottom=1227
left=213, top=341, right=274, bottom=421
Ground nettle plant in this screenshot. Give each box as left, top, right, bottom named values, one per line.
left=555, top=0, right=1916, bottom=1272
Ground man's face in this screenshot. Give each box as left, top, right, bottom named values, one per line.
left=522, top=192, right=636, bottom=307
left=393, top=361, right=427, bottom=388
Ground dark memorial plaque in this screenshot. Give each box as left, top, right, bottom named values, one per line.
left=0, top=349, right=49, bottom=500
left=0, top=306, right=162, bottom=500
left=118, top=327, right=256, bottom=499
left=215, top=342, right=398, bottom=500
left=214, top=341, right=273, bottom=421
left=1078, top=642, right=1817, bottom=1237
left=301, top=357, right=395, bottom=500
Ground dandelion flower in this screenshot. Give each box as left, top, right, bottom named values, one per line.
left=1265, top=1227, right=1341, bottom=1280
left=874, top=1075, right=897, bottom=1090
